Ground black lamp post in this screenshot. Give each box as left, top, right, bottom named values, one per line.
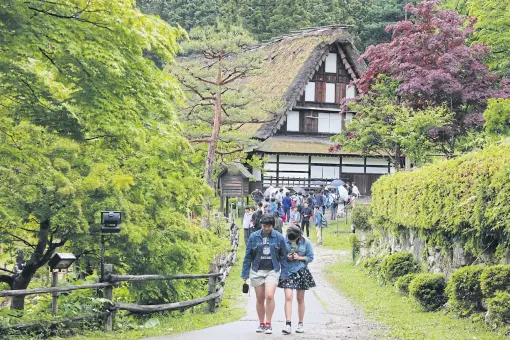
left=100, top=211, right=122, bottom=282
left=49, top=253, right=76, bottom=315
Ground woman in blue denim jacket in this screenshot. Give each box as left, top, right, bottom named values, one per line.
left=241, top=214, right=289, bottom=334
left=278, top=225, right=315, bottom=335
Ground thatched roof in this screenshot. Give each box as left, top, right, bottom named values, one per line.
left=177, top=25, right=365, bottom=141
left=256, top=135, right=361, bottom=155
left=243, top=25, right=366, bottom=139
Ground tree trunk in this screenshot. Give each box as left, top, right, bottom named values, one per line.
left=202, top=54, right=223, bottom=229
left=203, top=54, right=223, bottom=187
left=11, top=219, right=54, bottom=310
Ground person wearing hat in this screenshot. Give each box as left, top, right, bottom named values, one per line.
left=241, top=214, right=289, bottom=334
left=278, top=225, right=315, bottom=334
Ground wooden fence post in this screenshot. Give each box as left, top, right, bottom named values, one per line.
left=103, top=264, right=114, bottom=331
left=51, top=270, right=58, bottom=316
left=208, top=261, right=218, bottom=313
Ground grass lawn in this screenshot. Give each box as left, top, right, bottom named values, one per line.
left=321, top=212, right=506, bottom=340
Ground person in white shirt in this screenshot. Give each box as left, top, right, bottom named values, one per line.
left=243, top=206, right=254, bottom=245
left=352, top=182, right=360, bottom=198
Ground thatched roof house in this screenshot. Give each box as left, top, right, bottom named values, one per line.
left=244, top=25, right=366, bottom=139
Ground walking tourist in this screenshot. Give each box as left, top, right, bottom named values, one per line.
left=300, top=202, right=313, bottom=237
left=269, top=197, right=277, bottom=214
left=314, top=205, right=325, bottom=245
left=283, top=192, right=292, bottom=222
left=251, top=203, right=264, bottom=231
left=273, top=211, right=283, bottom=233
left=241, top=215, right=289, bottom=334
left=278, top=225, right=315, bottom=334
left=289, top=206, right=301, bottom=225
left=243, top=206, right=254, bottom=245
left=277, top=202, right=285, bottom=222
left=352, top=182, right=360, bottom=198
left=314, top=191, right=325, bottom=215
left=251, top=188, right=264, bottom=205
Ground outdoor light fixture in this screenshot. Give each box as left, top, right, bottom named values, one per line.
left=99, top=211, right=122, bottom=282
left=49, top=253, right=76, bottom=315
left=100, top=211, right=122, bottom=233
left=48, top=253, right=76, bottom=270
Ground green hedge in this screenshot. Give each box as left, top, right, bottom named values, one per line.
left=487, top=291, right=510, bottom=329
left=446, top=266, right=484, bottom=316
left=380, top=252, right=419, bottom=284
left=351, top=204, right=372, bottom=231
left=395, top=273, right=418, bottom=295
left=409, top=273, right=448, bottom=311
left=371, top=143, right=510, bottom=255
left=480, top=265, right=510, bottom=298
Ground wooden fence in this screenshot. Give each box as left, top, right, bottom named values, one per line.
left=0, top=224, right=240, bottom=334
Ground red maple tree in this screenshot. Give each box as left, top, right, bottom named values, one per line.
left=358, top=0, right=504, bottom=155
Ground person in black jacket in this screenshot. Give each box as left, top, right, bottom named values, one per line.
left=300, top=203, right=313, bottom=237
left=252, top=203, right=264, bottom=231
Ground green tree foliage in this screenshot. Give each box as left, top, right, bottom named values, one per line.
left=332, top=77, right=451, bottom=168
left=443, top=0, right=510, bottom=76
left=0, top=0, right=213, bottom=309
left=136, top=0, right=221, bottom=31
left=171, top=24, right=277, bottom=186
left=137, top=0, right=410, bottom=50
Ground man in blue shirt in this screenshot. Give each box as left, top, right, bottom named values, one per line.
left=282, top=192, right=292, bottom=222
left=242, top=215, right=289, bottom=334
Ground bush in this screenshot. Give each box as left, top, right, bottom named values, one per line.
left=446, top=265, right=484, bottom=316
left=371, top=143, right=510, bottom=256
left=486, top=291, right=510, bottom=328
left=480, top=265, right=510, bottom=299
left=380, top=252, right=419, bottom=284
left=351, top=204, right=372, bottom=231
left=395, top=273, right=418, bottom=295
left=349, top=234, right=361, bottom=254
left=409, top=273, right=447, bottom=311
left=361, top=257, right=382, bottom=277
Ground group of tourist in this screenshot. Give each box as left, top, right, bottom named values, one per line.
left=240, top=184, right=360, bottom=335
left=241, top=214, right=315, bottom=335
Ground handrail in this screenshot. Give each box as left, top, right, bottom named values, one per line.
left=106, top=273, right=222, bottom=283
left=0, top=282, right=116, bottom=298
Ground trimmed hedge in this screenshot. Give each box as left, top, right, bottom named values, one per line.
left=446, top=265, right=484, bottom=316
left=380, top=252, right=419, bottom=284
left=395, top=273, right=418, bottom=295
left=351, top=204, right=372, bottom=231
left=409, top=273, right=448, bottom=311
left=371, top=143, right=510, bottom=255
left=480, top=265, right=510, bottom=298
left=487, top=291, right=510, bottom=328
left=361, top=257, right=382, bottom=277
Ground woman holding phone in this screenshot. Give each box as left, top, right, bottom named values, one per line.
left=278, top=225, right=315, bottom=334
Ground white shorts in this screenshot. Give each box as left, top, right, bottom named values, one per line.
left=250, top=269, right=280, bottom=287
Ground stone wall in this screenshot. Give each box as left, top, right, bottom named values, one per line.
left=358, top=228, right=483, bottom=276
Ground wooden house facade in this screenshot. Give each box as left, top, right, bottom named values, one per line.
left=244, top=26, right=395, bottom=196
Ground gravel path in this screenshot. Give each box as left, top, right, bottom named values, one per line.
left=145, top=246, right=390, bottom=340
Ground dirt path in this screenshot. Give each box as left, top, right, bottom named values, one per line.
left=145, top=246, right=389, bottom=340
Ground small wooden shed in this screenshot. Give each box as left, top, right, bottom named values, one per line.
left=217, top=162, right=255, bottom=215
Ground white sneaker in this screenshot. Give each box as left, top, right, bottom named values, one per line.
left=296, top=323, right=304, bottom=333
left=282, top=324, right=291, bottom=335
left=256, top=324, right=265, bottom=333
left=265, top=324, right=273, bottom=334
